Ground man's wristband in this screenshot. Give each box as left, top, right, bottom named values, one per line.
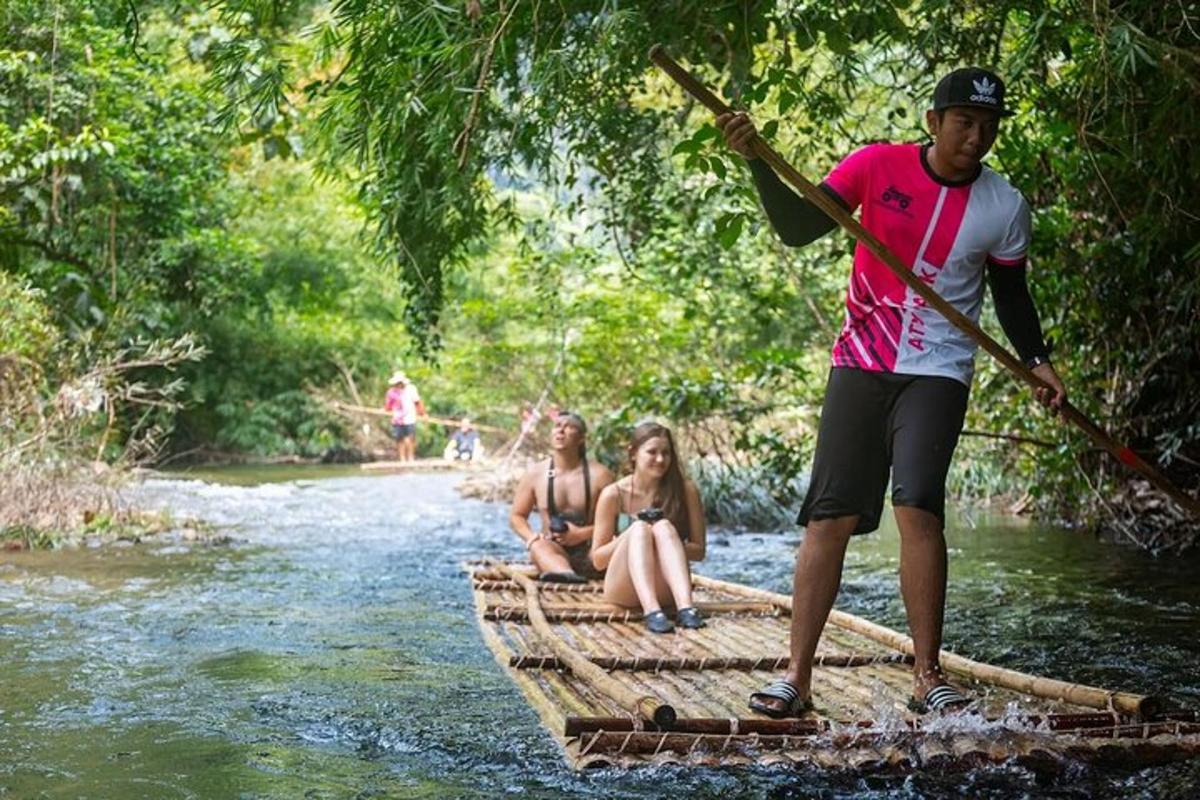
left=1025, top=355, right=1051, bottom=369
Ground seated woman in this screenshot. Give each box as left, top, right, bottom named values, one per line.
left=590, top=421, right=707, bottom=633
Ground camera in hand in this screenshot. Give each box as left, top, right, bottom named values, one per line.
left=548, top=514, right=569, bottom=534
left=636, top=507, right=665, bottom=523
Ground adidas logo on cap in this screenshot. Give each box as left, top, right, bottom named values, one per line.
left=970, top=76, right=997, bottom=104
left=933, top=67, right=1013, bottom=116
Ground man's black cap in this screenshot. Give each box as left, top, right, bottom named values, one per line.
left=932, top=67, right=1014, bottom=117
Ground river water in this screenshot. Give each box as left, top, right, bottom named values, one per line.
left=1, top=467, right=1198, bottom=798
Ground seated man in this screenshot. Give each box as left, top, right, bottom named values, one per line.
left=509, top=412, right=613, bottom=583
left=444, top=417, right=483, bottom=461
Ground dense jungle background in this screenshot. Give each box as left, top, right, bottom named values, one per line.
left=2, top=0, right=1197, bottom=549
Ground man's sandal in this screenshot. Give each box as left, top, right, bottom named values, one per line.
left=907, top=683, right=971, bottom=714
left=748, top=680, right=814, bottom=719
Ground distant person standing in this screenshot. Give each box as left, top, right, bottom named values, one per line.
left=384, top=371, right=424, bottom=462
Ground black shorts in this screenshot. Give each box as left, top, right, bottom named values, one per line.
left=798, top=367, right=969, bottom=535
left=391, top=423, right=416, bottom=440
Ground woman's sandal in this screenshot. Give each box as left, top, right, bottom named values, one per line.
left=748, top=680, right=814, bottom=719
left=675, top=606, right=706, bottom=629
left=907, top=683, right=971, bottom=714
left=644, top=610, right=675, bottom=634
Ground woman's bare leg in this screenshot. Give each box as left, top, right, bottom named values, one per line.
left=603, top=523, right=663, bottom=612
left=650, top=520, right=694, bottom=610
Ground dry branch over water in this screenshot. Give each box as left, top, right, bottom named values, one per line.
left=0, top=334, right=207, bottom=548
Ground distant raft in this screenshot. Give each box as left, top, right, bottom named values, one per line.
left=360, top=458, right=490, bottom=472
left=466, top=559, right=1200, bottom=770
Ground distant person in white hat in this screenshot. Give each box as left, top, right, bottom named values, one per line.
left=383, top=371, right=424, bottom=461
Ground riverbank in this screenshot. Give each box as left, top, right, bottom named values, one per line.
left=0, top=461, right=227, bottom=551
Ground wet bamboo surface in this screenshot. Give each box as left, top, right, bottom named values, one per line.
left=467, top=559, right=1200, bottom=771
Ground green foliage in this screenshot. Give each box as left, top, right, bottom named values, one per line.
left=203, top=0, right=1199, bottom=545
left=0, top=271, right=57, bottom=364
left=0, top=0, right=233, bottom=342
left=1, top=3, right=412, bottom=460
left=5, top=1, right=1196, bottom=546
left=168, top=156, right=411, bottom=457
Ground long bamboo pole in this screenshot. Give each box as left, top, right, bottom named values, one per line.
left=647, top=45, right=1200, bottom=520
left=571, top=720, right=1200, bottom=757
left=326, top=399, right=507, bottom=433
left=499, top=564, right=676, bottom=727
left=691, top=574, right=1158, bottom=716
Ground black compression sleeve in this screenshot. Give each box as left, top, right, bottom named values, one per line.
left=987, top=262, right=1049, bottom=363
left=747, top=158, right=844, bottom=246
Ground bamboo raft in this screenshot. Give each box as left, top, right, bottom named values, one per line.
left=467, top=559, right=1200, bottom=770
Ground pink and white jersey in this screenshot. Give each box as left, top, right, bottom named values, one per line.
left=823, top=143, right=1030, bottom=385
left=384, top=384, right=421, bottom=425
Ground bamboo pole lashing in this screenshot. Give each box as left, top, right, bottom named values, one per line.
left=473, top=579, right=602, bottom=593
left=690, top=574, right=1155, bottom=716
left=570, top=724, right=1198, bottom=767
left=497, top=600, right=776, bottom=615
left=647, top=45, right=1200, bottom=520
left=508, top=653, right=912, bottom=671
left=564, top=719, right=1200, bottom=753
left=499, top=564, right=676, bottom=727
left=482, top=600, right=777, bottom=622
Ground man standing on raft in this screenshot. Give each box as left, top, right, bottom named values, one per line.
left=718, top=68, right=1067, bottom=716
left=510, top=412, right=614, bottom=583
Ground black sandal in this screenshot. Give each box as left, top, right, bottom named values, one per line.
left=538, top=571, right=586, bottom=584
left=675, top=606, right=706, bottom=629
left=644, top=610, right=675, bottom=634
left=749, top=680, right=814, bottom=719
left=908, top=683, right=971, bottom=714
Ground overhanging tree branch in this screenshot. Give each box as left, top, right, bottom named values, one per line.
left=4, top=235, right=93, bottom=272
